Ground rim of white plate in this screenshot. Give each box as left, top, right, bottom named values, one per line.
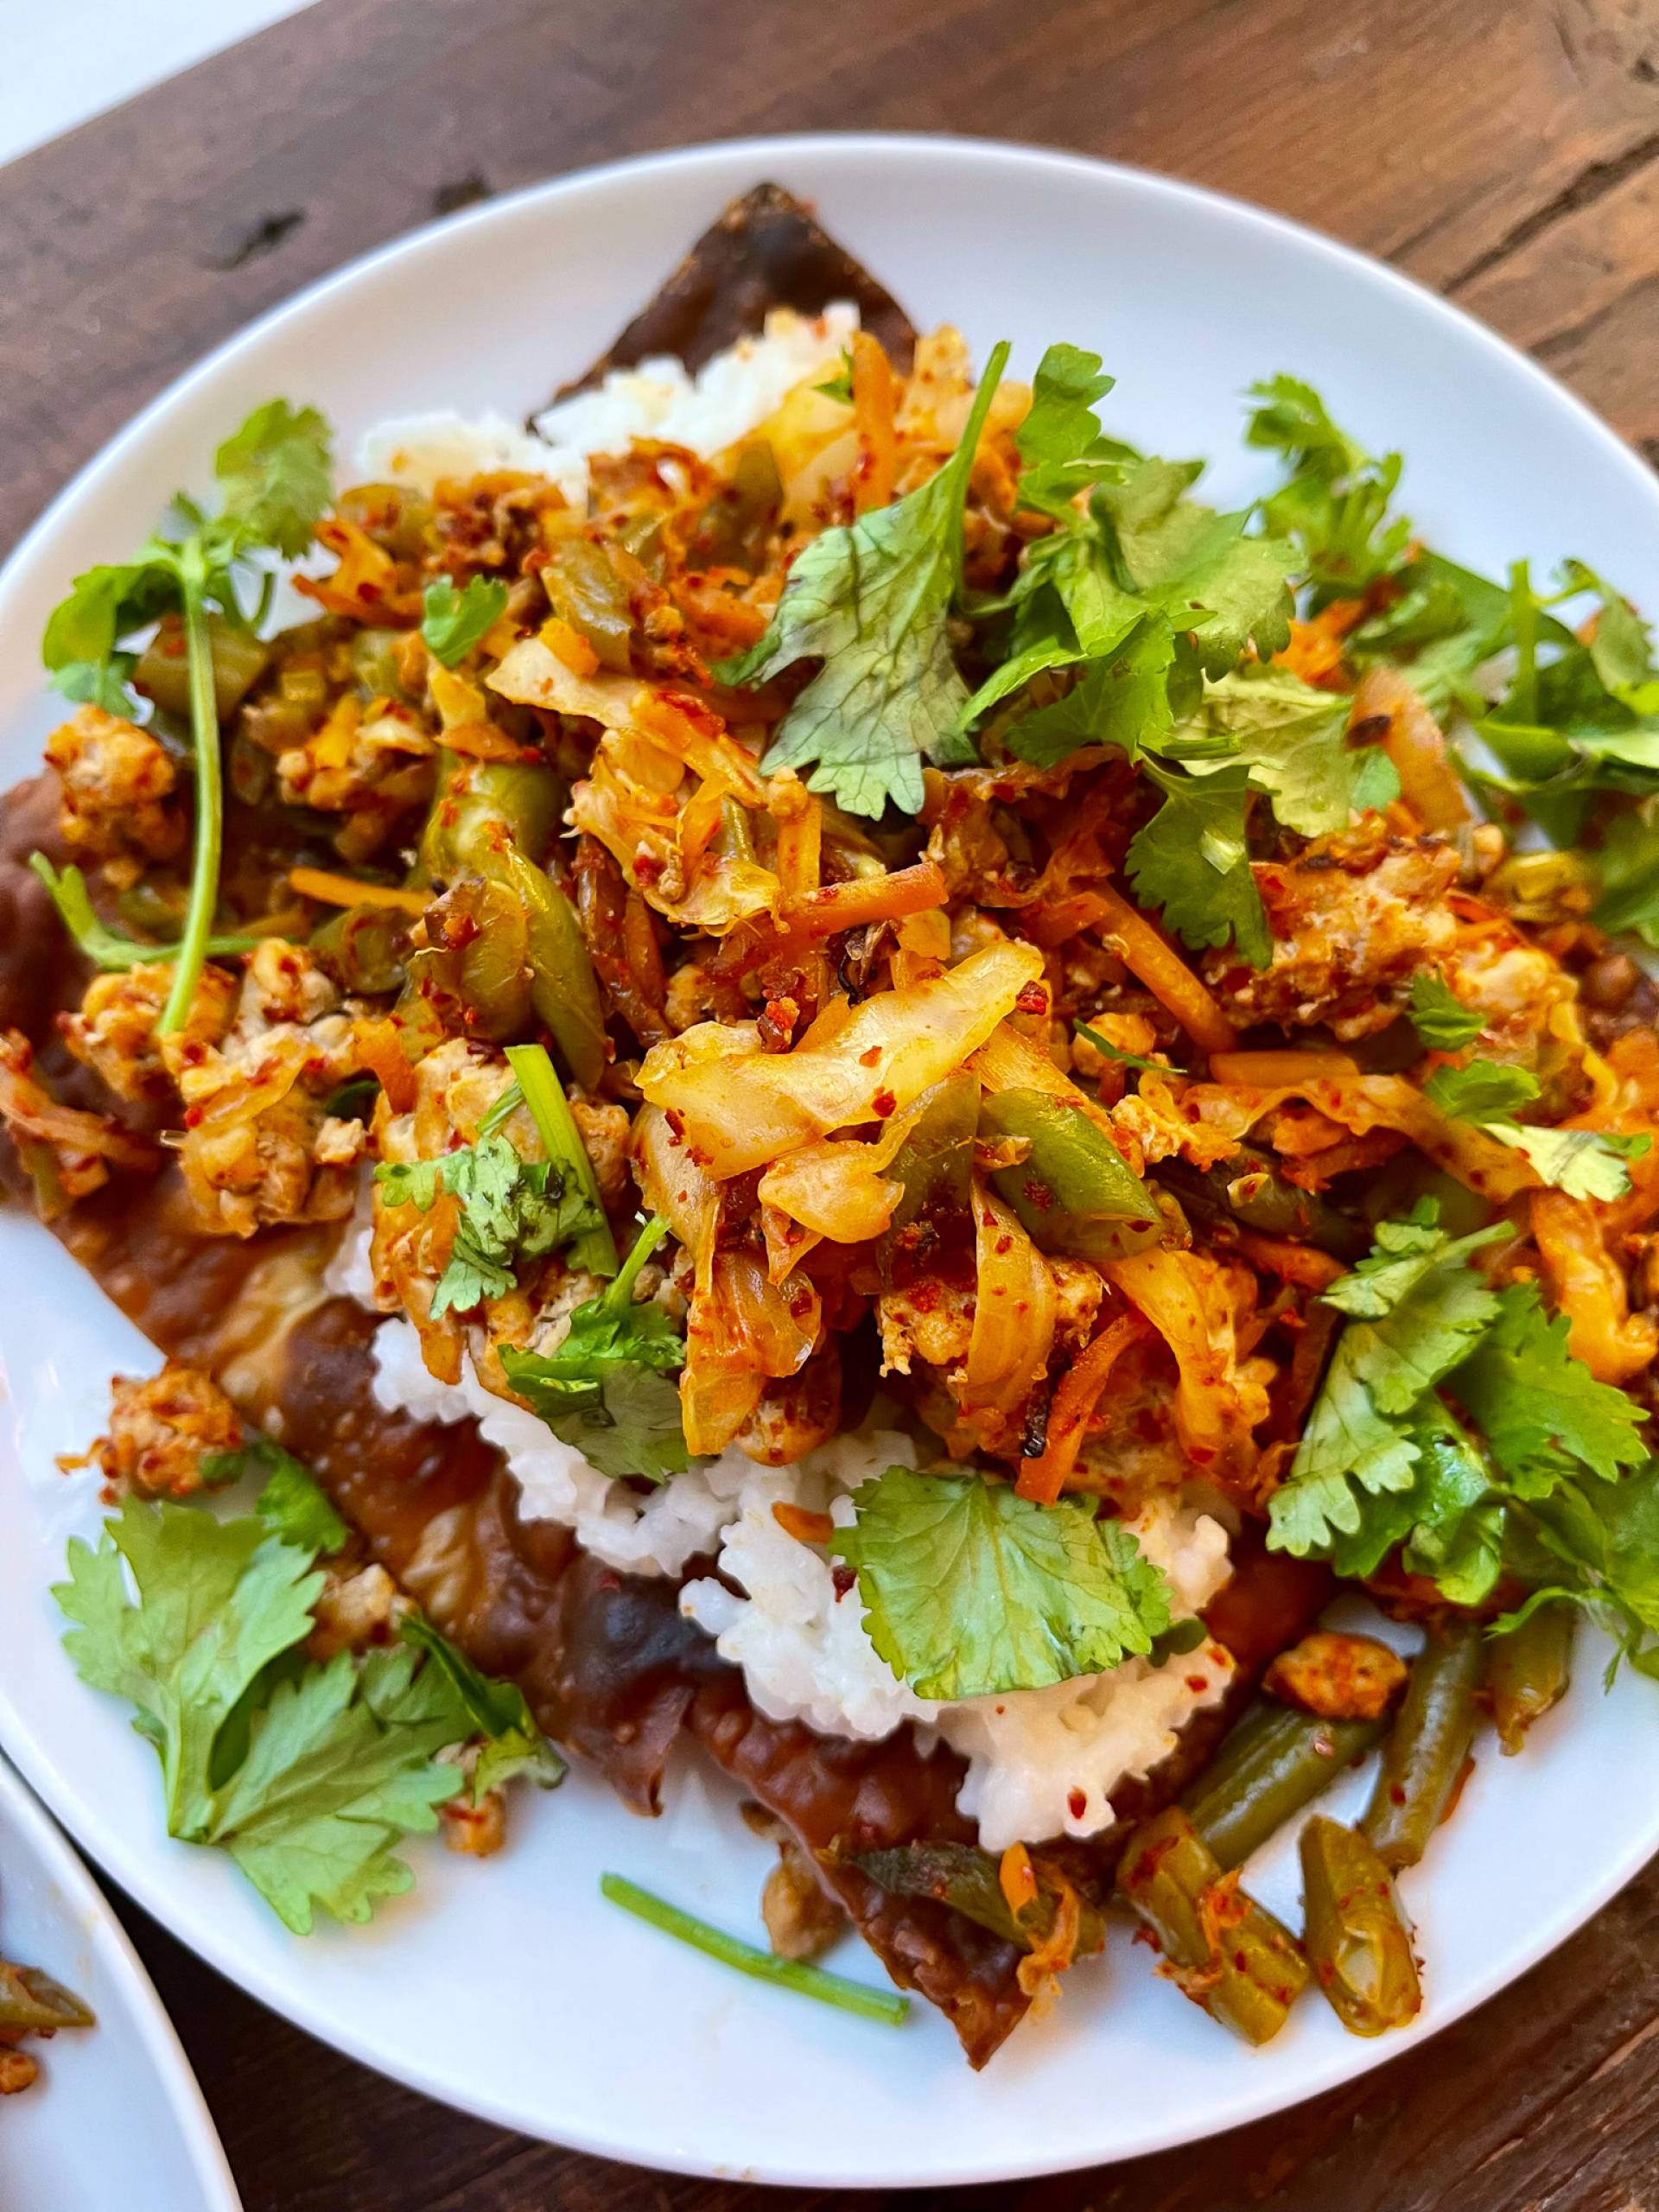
left=1, top=134, right=1656, bottom=2185
left=0, top=1755, right=243, bottom=2211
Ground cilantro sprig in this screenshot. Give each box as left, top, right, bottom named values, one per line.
left=1408, top=971, right=1484, bottom=1052
left=829, top=1464, right=1173, bottom=1700
left=54, top=1489, right=561, bottom=1932
left=28, top=853, right=263, bottom=973
left=718, top=342, right=1012, bottom=817
left=1244, top=376, right=1411, bottom=607
left=41, top=402, right=331, bottom=1033
left=1425, top=1057, right=1648, bottom=1201
left=500, top=1216, right=690, bottom=1482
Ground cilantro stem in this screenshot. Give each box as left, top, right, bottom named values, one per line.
left=599, top=1873, right=910, bottom=2025
left=604, top=1215, right=669, bottom=1310
left=158, top=562, right=224, bottom=1033
left=29, top=853, right=261, bottom=972
left=503, top=1042, right=618, bottom=1275
left=1509, top=558, right=1538, bottom=728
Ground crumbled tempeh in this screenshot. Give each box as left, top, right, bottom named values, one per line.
left=79, top=1362, right=243, bottom=1500
left=1264, top=1630, right=1409, bottom=1723
left=45, top=706, right=185, bottom=888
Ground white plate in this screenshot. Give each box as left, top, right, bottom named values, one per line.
left=2, top=135, right=1658, bottom=2188
left=0, top=1755, right=240, bottom=2212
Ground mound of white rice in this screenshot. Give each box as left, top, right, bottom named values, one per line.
left=357, top=302, right=857, bottom=511
left=338, top=309, right=1236, bottom=1846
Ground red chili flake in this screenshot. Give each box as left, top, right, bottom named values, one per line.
left=633, top=852, right=664, bottom=886
left=858, top=1045, right=882, bottom=1068
left=1067, top=1788, right=1087, bottom=1821
left=182, top=1105, right=204, bottom=1128
left=831, top=1564, right=856, bottom=1599
left=663, top=1108, right=685, bottom=1142
left=1014, top=982, right=1049, bottom=1016
left=1389, top=1783, right=1408, bottom=1805
left=995, top=1234, right=1013, bottom=1255
left=1187, top=1444, right=1216, bottom=1466
left=872, top=1089, right=896, bottom=1118
left=1185, top=1675, right=1210, bottom=1693
left=1233, top=1949, right=1249, bottom=1972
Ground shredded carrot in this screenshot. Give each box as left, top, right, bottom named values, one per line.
left=1017, top=1313, right=1148, bottom=1503
left=1211, top=1050, right=1359, bottom=1086
left=779, top=860, right=947, bottom=938
left=998, top=1842, right=1039, bottom=1920
left=289, top=868, right=429, bottom=916
left=850, top=330, right=899, bottom=515
left=1084, top=885, right=1239, bottom=1055
left=1230, top=1230, right=1347, bottom=1291
left=772, top=1501, right=836, bottom=1546
left=353, top=1016, right=418, bottom=1114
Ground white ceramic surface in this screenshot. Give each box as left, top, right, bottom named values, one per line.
left=0, top=1756, right=240, bottom=2211
left=2, top=136, right=1657, bottom=2187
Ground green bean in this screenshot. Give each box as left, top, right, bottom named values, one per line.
left=1184, top=1701, right=1386, bottom=1871
left=1362, top=1619, right=1486, bottom=1870
left=349, top=625, right=416, bottom=703
left=849, top=1840, right=1105, bottom=1958
left=419, top=753, right=563, bottom=882
left=1117, top=1807, right=1308, bottom=2045
left=980, top=1089, right=1161, bottom=1264
left=0, top=1961, right=94, bottom=2032
left=542, top=538, right=634, bottom=671
left=309, top=903, right=410, bottom=995
left=134, top=612, right=270, bottom=721
left=499, top=849, right=608, bottom=1089
left=1160, top=1146, right=1369, bottom=1262
left=1489, top=1600, right=1575, bottom=1755
left=878, top=1071, right=978, bottom=1272
left=1299, top=1816, right=1421, bottom=2037
left=688, top=439, right=783, bottom=573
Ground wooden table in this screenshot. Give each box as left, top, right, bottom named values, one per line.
left=3, top=2, right=1657, bottom=2203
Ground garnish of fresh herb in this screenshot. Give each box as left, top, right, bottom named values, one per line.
left=828, top=1464, right=1173, bottom=1700
left=1407, top=971, right=1484, bottom=1052
left=1075, top=1020, right=1185, bottom=1078
left=599, top=1872, right=909, bottom=2025
left=54, top=1494, right=560, bottom=1932
left=40, top=399, right=333, bottom=1032
left=717, top=342, right=1012, bottom=817
left=504, top=1043, right=618, bottom=1276
left=421, top=575, right=509, bottom=667
left=1425, top=1057, right=1648, bottom=1201
left=374, top=1122, right=601, bottom=1320
left=198, top=1431, right=351, bottom=1554
left=28, top=853, right=263, bottom=973
left=499, top=1216, right=691, bottom=1482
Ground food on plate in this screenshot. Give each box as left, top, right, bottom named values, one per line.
left=3, top=181, right=1656, bottom=2066
left=0, top=1923, right=93, bottom=2095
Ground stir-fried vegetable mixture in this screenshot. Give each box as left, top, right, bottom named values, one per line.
left=6, top=201, right=1658, bottom=2064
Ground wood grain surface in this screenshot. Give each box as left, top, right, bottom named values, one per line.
left=4, top=1, right=1659, bottom=2205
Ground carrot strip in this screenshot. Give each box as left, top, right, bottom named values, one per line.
left=1211, top=1051, right=1359, bottom=1087
left=1230, top=1230, right=1347, bottom=1291
left=850, top=330, right=899, bottom=515
left=779, top=860, right=947, bottom=938
left=1086, top=885, right=1239, bottom=1055
left=1017, top=1313, right=1148, bottom=1503
left=772, top=1501, right=836, bottom=1545
left=289, top=868, right=429, bottom=916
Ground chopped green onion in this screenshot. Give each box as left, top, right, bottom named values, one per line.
left=29, top=852, right=261, bottom=974
left=504, top=1042, right=618, bottom=1275
left=599, top=1873, right=910, bottom=2025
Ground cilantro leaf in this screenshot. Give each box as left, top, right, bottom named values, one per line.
left=398, top=1615, right=565, bottom=1798
left=1075, top=1020, right=1185, bottom=1077
left=421, top=575, right=510, bottom=667
left=54, top=1501, right=323, bottom=1840
left=721, top=342, right=1010, bottom=816
left=192, top=1431, right=352, bottom=1554
left=814, top=348, right=855, bottom=404
left=1408, top=971, right=1485, bottom=1052
left=1424, top=1059, right=1541, bottom=1121
left=829, top=1465, right=1173, bottom=1700
left=1560, top=561, right=1659, bottom=715
left=1244, top=376, right=1411, bottom=605
left=1348, top=551, right=1514, bottom=719
left=1126, top=758, right=1271, bottom=968
left=1013, top=343, right=1133, bottom=519
left=1424, top=1058, right=1644, bottom=1198
left=374, top=1130, right=600, bottom=1318
left=1268, top=1203, right=1506, bottom=1555
left=1592, top=802, right=1659, bottom=948
left=27, top=851, right=261, bottom=973
left=1092, top=458, right=1296, bottom=678
left=499, top=1217, right=691, bottom=1482
left=1173, top=664, right=1400, bottom=835
left=1499, top=1461, right=1659, bottom=1682
left=1004, top=616, right=1174, bottom=766
left=1452, top=1283, right=1649, bottom=1497
left=50, top=653, right=141, bottom=715
left=1485, top=1123, right=1649, bottom=1202
left=205, top=1643, right=461, bottom=1933
left=213, top=401, right=334, bottom=560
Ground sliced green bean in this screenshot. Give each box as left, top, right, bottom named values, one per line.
left=1489, top=1600, right=1575, bottom=1755
left=1117, top=1807, right=1308, bottom=2045
left=980, top=1088, right=1161, bottom=1263
left=1184, top=1700, right=1385, bottom=1871
left=0, top=1961, right=94, bottom=2032
left=1300, top=1816, right=1421, bottom=2037
left=1362, top=1619, right=1486, bottom=1871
